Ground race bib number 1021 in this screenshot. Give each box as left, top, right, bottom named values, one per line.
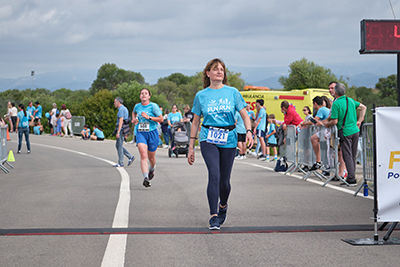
left=206, top=127, right=229, bottom=145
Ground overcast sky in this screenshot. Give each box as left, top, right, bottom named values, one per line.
left=1, top=0, right=400, bottom=79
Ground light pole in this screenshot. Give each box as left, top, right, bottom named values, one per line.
left=31, top=70, right=35, bottom=90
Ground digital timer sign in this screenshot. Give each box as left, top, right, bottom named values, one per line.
left=360, top=20, right=400, bottom=54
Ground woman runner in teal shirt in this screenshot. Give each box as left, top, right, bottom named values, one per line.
left=132, top=88, right=163, bottom=188
left=187, top=58, right=253, bottom=230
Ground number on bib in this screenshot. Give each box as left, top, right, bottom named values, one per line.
left=206, top=127, right=229, bottom=145
left=138, top=122, right=150, bottom=132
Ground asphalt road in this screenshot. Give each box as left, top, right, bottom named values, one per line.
left=0, top=133, right=398, bottom=267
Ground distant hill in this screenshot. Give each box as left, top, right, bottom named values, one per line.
left=344, top=72, right=381, bottom=88
left=250, top=72, right=382, bottom=89
left=0, top=70, right=95, bottom=91
left=0, top=61, right=395, bottom=92
left=250, top=76, right=282, bottom=89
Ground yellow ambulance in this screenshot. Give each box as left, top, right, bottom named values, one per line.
left=241, top=87, right=332, bottom=122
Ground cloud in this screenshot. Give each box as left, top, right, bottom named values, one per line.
left=1, top=0, right=400, bottom=78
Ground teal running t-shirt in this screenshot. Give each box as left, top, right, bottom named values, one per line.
left=133, top=102, right=162, bottom=132
left=192, top=85, right=247, bottom=148
left=256, top=108, right=267, bottom=131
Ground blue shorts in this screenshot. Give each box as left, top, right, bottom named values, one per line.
left=256, top=129, right=265, bottom=138
left=136, top=129, right=159, bottom=152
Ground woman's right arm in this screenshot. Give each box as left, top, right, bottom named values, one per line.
left=187, top=114, right=200, bottom=165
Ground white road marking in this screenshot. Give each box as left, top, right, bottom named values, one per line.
left=30, top=143, right=129, bottom=267
left=236, top=161, right=374, bottom=200
left=27, top=142, right=371, bottom=267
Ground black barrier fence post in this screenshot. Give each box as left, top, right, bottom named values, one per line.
left=372, top=105, right=379, bottom=241
left=398, top=53, right=400, bottom=107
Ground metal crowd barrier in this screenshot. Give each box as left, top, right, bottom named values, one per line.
left=354, top=123, right=374, bottom=196
left=297, top=126, right=314, bottom=172
left=284, top=125, right=297, bottom=174
left=320, top=125, right=348, bottom=186
left=0, top=127, right=13, bottom=173
left=281, top=124, right=350, bottom=186
left=298, top=125, right=334, bottom=182
left=306, top=126, right=329, bottom=181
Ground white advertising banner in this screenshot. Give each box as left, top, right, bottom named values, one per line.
left=376, top=106, right=400, bottom=222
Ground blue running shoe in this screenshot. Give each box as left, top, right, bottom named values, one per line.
left=209, top=216, right=220, bottom=230
left=128, top=156, right=135, bottom=166
left=218, top=204, right=228, bottom=225
left=113, top=164, right=124, bottom=167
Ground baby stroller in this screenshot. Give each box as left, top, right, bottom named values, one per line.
left=168, top=121, right=189, bottom=158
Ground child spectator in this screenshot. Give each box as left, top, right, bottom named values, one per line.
left=33, top=121, right=44, bottom=135
left=56, top=113, right=64, bottom=137
left=90, top=125, right=105, bottom=141
left=81, top=124, right=90, bottom=140
left=265, top=114, right=278, bottom=162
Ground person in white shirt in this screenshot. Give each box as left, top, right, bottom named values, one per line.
left=10, top=103, right=18, bottom=133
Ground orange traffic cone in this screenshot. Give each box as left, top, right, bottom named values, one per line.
left=6, top=128, right=11, bottom=141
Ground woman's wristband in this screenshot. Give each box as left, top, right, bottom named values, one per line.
left=190, top=137, right=197, bottom=140
left=246, top=129, right=252, bottom=134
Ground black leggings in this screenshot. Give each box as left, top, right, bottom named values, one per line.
left=200, top=141, right=236, bottom=215
left=11, top=116, right=17, bottom=131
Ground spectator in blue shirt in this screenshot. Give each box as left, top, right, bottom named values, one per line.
left=33, top=101, right=42, bottom=122
left=81, top=125, right=90, bottom=140
left=246, top=104, right=256, bottom=121
left=113, top=97, right=134, bottom=168
left=16, top=104, right=33, bottom=154
left=90, top=125, right=105, bottom=141
left=33, top=121, right=43, bottom=135
left=167, top=104, right=183, bottom=152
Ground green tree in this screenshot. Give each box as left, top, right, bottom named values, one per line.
left=114, top=81, right=143, bottom=112
left=227, top=69, right=245, bottom=90
left=375, top=74, right=397, bottom=99
left=178, top=72, right=203, bottom=109
left=115, top=81, right=169, bottom=113
left=52, top=88, right=73, bottom=103
left=158, top=73, right=192, bottom=86
left=156, top=70, right=246, bottom=110
left=90, top=63, right=145, bottom=95
left=78, top=89, right=116, bottom=138
left=155, top=80, right=182, bottom=106
left=279, top=58, right=345, bottom=90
